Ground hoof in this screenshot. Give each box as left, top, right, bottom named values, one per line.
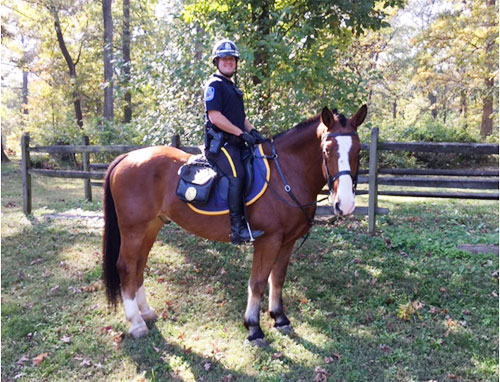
left=246, top=338, right=269, bottom=348
left=141, top=310, right=158, bottom=322
left=275, top=324, right=294, bottom=335
left=130, top=323, right=149, bottom=338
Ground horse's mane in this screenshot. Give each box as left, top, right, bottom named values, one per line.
left=272, top=109, right=347, bottom=140
left=273, top=114, right=321, bottom=140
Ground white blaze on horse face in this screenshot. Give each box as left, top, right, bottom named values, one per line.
left=333, top=136, right=355, bottom=216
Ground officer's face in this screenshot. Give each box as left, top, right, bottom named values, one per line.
left=218, top=56, right=237, bottom=78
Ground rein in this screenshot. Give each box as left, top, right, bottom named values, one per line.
left=253, top=140, right=316, bottom=228
left=252, top=131, right=359, bottom=252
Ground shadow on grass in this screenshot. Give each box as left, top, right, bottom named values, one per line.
left=121, top=322, right=332, bottom=382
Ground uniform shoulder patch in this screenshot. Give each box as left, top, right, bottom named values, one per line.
left=205, top=86, right=215, bottom=102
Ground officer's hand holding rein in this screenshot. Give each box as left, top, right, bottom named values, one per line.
left=240, top=132, right=256, bottom=146
left=250, top=129, right=265, bottom=144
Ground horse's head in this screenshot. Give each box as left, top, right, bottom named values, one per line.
left=320, top=105, right=367, bottom=216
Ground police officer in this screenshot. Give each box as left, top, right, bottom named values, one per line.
left=204, top=39, right=265, bottom=244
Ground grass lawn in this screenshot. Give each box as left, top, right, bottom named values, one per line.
left=2, top=159, right=498, bottom=382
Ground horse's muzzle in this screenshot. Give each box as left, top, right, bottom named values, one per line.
left=332, top=194, right=355, bottom=216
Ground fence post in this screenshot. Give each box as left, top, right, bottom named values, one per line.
left=82, top=136, right=92, bottom=202
left=368, top=127, right=379, bottom=234
left=21, top=133, right=32, bottom=215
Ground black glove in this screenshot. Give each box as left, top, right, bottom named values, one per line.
left=250, top=129, right=265, bottom=143
left=240, top=132, right=256, bottom=146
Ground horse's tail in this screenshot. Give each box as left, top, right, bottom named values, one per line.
left=102, top=154, right=127, bottom=307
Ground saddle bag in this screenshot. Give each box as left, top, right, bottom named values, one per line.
left=176, top=162, right=217, bottom=205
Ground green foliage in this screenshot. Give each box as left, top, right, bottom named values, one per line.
left=1, top=0, right=497, bottom=156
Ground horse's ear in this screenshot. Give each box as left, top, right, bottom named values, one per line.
left=351, top=104, right=367, bottom=129
left=321, top=107, right=335, bottom=128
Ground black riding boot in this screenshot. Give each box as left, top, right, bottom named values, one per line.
left=228, top=178, right=263, bottom=244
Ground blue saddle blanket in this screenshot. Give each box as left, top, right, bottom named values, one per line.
left=187, top=144, right=270, bottom=215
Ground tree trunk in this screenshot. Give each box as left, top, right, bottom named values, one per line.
left=392, top=100, right=397, bottom=119
left=22, top=71, right=29, bottom=115
left=428, top=93, right=438, bottom=120
left=1, top=139, right=10, bottom=162
left=251, top=1, right=271, bottom=87
left=460, top=89, right=468, bottom=129
left=103, top=0, right=114, bottom=121
left=480, top=78, right=494, bottom=137
left=250, top=0, right=274, bottom=128
left=50, top=6, right=84, bottom=129
left=122, top=0, right=132, bottom=123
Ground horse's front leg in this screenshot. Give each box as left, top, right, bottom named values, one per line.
left=268, top=241, right=295, bottom=334
left=244, top=236, right=282, bottom=345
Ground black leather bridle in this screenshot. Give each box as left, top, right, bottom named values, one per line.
left=322, top=132, right=360, bottom=195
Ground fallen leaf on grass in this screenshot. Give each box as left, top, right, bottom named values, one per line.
left=429, top=306, right=441, bottom=314
left=104, top=327, right=123, bottom=346
left=397, top=302, right=416, bottom=321
left=30, top=258, right=44, bottom=266
left=61, top=335, right=71, bottom=343
left=445, top=318, right=458, bottom=337
left=74, top=355, right=92, bottom=367
left=272, top=352, right=283, bottom=359
left=222, top=375, right=233, bottom=381
left=314, top=366, right=328, bottom=382
left=203, top=362, right=212, bottom=371
left=412, top=300, right=424, bottom=310
left=32, top=352, right=49, bottom=366
left=169, top=370, right=183, bottom=380
left=85, top=282, right=101, bottom=292
left=379, top=344, right=393, bottom=353
left=324, top=353, right=341, bottom=363
left=16, top=355, right=29, bottom=366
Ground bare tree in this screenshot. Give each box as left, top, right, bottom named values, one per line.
left=103, top=0, right=114, bottom=121
left=47, top=3, right=84, bottom=129
left=122, top=0, right=132, bottom=123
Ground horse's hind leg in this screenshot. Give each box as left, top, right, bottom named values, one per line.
left=118, top=220, right=162, bottom=338
left=268, top=242, right=295, bottom=333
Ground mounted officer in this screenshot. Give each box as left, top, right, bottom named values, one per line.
left=204, top=39, right=265, bottom=245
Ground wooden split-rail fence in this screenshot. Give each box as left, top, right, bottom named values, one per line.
left=21, top=130, right=499, bottom=233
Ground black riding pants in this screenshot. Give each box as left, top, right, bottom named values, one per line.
left=207, top=142, right=245, bottom=182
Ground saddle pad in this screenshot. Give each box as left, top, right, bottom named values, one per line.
left=187, top=144, right=270, bottom=215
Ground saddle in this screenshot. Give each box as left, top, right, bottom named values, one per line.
left=176, top=144, right=270, bottom=215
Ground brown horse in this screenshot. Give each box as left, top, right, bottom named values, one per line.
left=103, top=105, right=367, bottom=344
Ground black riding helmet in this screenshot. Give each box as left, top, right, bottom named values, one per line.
left=212, top=39, right=240, bottom=66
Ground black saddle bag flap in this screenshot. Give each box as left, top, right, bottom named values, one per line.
left=176, top=163, right=217, bottom=205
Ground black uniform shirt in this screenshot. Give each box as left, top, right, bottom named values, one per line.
left=204, top=74, right=246, bottom=133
